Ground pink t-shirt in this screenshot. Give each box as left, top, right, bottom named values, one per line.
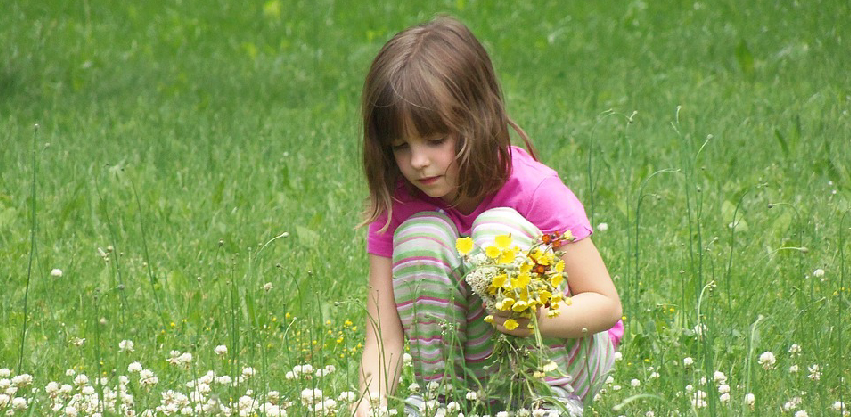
left=367, top=146, right=593, bottom=257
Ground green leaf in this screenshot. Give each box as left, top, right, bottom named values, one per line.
left=296, top=225, right=319, bottom=247
left=735, top=39, right=755, bottom=80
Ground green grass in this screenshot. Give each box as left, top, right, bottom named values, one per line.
left=1, top=0, right=850, bottom=415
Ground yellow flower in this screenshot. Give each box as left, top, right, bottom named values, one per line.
left=511, top=300, right=529, bottom=312
left=538, top=290, right=552, bottom=304
left=550, top=273, right=564, bottom=287
left=563, top=230, right=575, bottom=241
left=503, top=319, right=519, bottom=330
left=520, top=261, right=533, bottom=274
left=495, top=234, right=512, bottom=248
left=485, top=245, right=501, bottom=258
left=491, top=273, right=508, bottom=289
left=500, top=297, right=515, bottom=310
left=510, top=273, right=531, bottom=289
left=456, top=237, right=474, bottom=255
left=555, top=260, right=565, bottom=273
left=498, top=247, right=517, bottom=264
left=484, top=315, right=494, bottom=323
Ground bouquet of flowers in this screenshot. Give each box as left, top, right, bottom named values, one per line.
left=455, top=231, right=575, bottom=412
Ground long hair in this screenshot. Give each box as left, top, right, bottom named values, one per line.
left=361, top=16, right=536, bottom=230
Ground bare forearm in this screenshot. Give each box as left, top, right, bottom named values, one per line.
left=358, top=340, right=404, bottom=403
left=537, top=292, right=622, bottom=339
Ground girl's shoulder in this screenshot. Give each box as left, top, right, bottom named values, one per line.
left=507, top=146, right=560, bottom=187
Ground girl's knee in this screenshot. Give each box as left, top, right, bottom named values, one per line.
left=471, top=207, right=540, bottom=247
left=393, top=212, right=461, bottom=263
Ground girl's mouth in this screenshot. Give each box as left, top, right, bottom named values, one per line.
left=419, top=176, right=440, bottom=185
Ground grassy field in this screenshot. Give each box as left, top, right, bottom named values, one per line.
left=1, top=0, right=850, bottom=415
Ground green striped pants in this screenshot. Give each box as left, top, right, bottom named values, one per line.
left=392, top=207, right=616, bottom=409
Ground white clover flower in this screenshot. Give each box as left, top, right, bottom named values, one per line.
left=0, top=393, right=9, bottom=407
left=645, top=412, right=655, bottom=417
left=11, top=396, right=27, bottom=410
left=718, top=384, right=730, bottom=394
left=11, top=374, right=32, bottom=386
left=0, top=369, right=9, bottom=378
left=427, top=381, right=440, bottom=393
left=336, top=391, right=355, bottom=402
left=612, top=384, right=622, bottom=391
left=65, top=405, right=79, bottom=416
left=758, top=351, right=776, bottom=369
left=214, top=344, right=228, bottom=355
left=300, top=388, right=322, bottom=405
left=813, top=269, right=825, bottom=278
left=65, top=369, right=76, bottom=377
left=465, top=391, right=478, bottom=401
left=128, top=362, right=142, bottom=373
left=789, top=364, right=799, bottom=373
left=70, top=337, right=85, bottom=346
left=139, top=369, right=158, bottom=386
left=649, top=371, right=660, bottom=379
left=73, top=374, right=89, bottom=386
left=744, top=393, right=756, bottom=406
left=832, top=402, right=847, bottom=412
left=118, top=340, right=135, bottom=353
left=597, top=222, right=609, bottom=231
left=215, top=376, right=232, bottom=385
left=402, top=352, right=413, bottom=366
left=789, top=343, right=802, bottom=356
left=720, top=392, right=731, bottom=403
left=630, top=378, right=641, bottom=387
left=808, top=364, right=822, bottom=380
left=614, top=351, right=623, bottom=361
left=263, top=282, right=273, bottom=292
left=45, top=381, right=60, bottom=395
left=408, top=383, right=421, bottom=393
left=795, top=411, right=809, bottom=417
left=446, top=402, right=460, bottom=412
left=682, top=357, right=694, bottom=367
left=713, top=370, right=727, bottom=383
left=242, top=367, right=257, bottom=377
left=497, top=412, right=510, bottom=417
left=50, top=268, right=63, bottom=277
left=690, top=391, right=707, bottom=408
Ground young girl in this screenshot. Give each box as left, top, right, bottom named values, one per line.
left=356, top=16, right=623, bottom=416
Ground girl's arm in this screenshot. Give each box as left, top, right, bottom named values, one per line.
left=355, top=254, right=405, bottom=415
left=491, top=237, right=622, bottom=339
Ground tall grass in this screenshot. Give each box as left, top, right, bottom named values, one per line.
left=1, top=0, right=849, bottom=415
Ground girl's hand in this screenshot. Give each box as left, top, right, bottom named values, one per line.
left=490, top=308, right=543, bottom=337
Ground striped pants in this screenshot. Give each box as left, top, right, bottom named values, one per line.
left=392, top=207, right=616, bottom=412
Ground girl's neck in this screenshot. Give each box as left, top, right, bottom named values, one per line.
left=444, top=193, right=484, bottom=215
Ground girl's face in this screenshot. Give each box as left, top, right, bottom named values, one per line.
left=392, top=133, right=474, bottom=211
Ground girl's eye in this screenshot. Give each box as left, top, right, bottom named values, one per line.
left=391, top=142, right=409, bottom=151
left=428, top=138, right=446, bottom=146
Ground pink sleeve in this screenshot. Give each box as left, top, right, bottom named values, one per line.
left=525, top=176, right=593, bottom=241
left=367, top=215, right=394, bottom=258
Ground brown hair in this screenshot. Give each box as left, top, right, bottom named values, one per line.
left=360, top=16, right=536, bottom=230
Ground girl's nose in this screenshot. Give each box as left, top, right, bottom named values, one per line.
left=410, top=146, right=429, bottom=169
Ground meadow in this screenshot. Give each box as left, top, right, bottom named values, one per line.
left=1, top=0, right=850, bottom=415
